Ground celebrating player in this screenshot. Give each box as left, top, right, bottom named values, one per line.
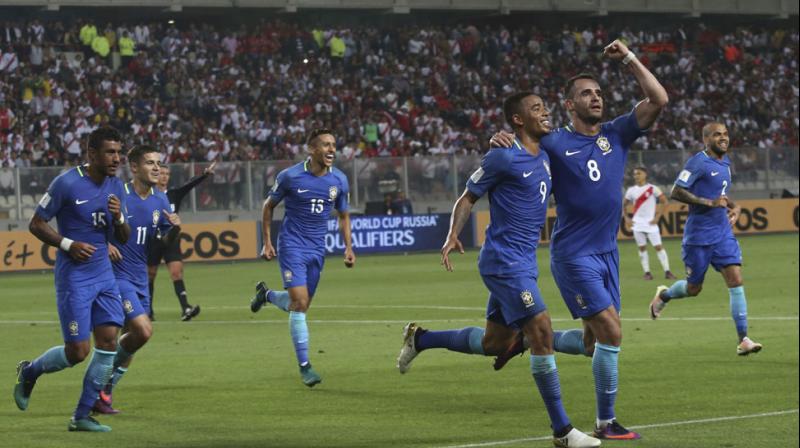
left=397, top=93, right=600, bottom=448
left=491, top=39, right=668, bottom=440
left=649, top=122, right=763, bottom=356
left=147, top=161, right=215, bottom=321
left=93, top=145, right=181, bottom=414
left=249, top=128, right=355, bottom=387
left=14, top=127, right=130, bottom=432
left=622, top=166, right=677, bottom=280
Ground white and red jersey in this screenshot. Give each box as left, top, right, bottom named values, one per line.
left=624, top=183, right=663, bottom=232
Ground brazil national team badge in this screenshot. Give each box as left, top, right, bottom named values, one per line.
left=123, top=300, right=134, bottom=314
left=284, top=270, right=293, bottom=282
left=520, top=290, right=534, bottom=308
left=329, top=186, right=338, bottom=201
left=596, top=136, right=612, bottom=154
left=152, top=210, right=160, bottom=226
left=575, top=294, right=587, bottom=309
left=69, top=320, right=79, bottom=336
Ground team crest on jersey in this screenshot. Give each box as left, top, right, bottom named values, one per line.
left=329, top=186, right=338, bottom=201
left=284, top=270, right=293, bottom=282
left=543, top=160, right=551, bottom=178
left=123, top=299, right=134, bottom=314
left=152, top=210, right=160, bottom=226
left=575, top=294, right=587, bottom=309
left=596, top=136, right=612, bottom=154
left=520, top=290, right=534, bottom=308
left=69, top=320, right=79, bottom=336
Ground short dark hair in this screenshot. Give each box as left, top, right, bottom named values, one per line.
left=87, top=126, right=122, bottom=153
left=127, top=144, right=159, bottom=165
left=564, top=73, right=598, bottom=99
left=702, top=122, right=726, bottom=139
left=633, top=166, right=648, bottom=174
left=503, top=91, right=535, bottom=129
left=307, top=128, right=334, bottom=146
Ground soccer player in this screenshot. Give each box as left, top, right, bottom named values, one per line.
left=147, top=161, right=216, bottom=321
left=622, top=166, right=677, bottom=280
left=649, top=122, right=763, bottom=356
left=491, top=40, right=668, bottom=440
left=93, top=145, right=181, bottom=414
left=13, top=126, right=130, bottom=432
left=249, top=128, right=356, bottom=387
left=397, top=93, right=600, bottom=448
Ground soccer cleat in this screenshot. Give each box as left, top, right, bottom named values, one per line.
left=68, top=416, right=112, bottom=432
left=250, top=281, right=269, bottom=313
left=13, top=360, right=36, bottom=411
left=643, top=272, right=654, bottom=281
left=299, top=364, right=322, bottom=387
left=737, top=337, right=763, bottom=356
left=665, top=270, right=677, bottom=280
left=592, top=420, right=641, bottom=440
left=493, top=332, right=525, bottom=371
left=649, top=285, right=669, bottom=320
left=397, top=322, right=422, bottom=374
left=554, top=428, right=602, bottom=447
left=181, top=305, right=201, bottom=321
left=92, top=391, right=120, bottom=415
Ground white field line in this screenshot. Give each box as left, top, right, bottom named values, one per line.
left=436, top=409, right=799, bottom=448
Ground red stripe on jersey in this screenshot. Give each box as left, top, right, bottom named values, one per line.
left=632, top=186, right=654, bottom=216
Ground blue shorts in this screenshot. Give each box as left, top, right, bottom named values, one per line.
left=682, top=236, right=742, bottom=285
left=481, top=273, right=548, bottom=330
left=551, top=251, right=621, bottom=319
left=56, top=278, right=124, bottom=343
left=117, top=279, right=151, bottom=321
left=278, top=248, right=325, bottom=299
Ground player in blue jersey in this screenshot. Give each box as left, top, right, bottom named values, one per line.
left=249, top=128, right=356, bottom=387
left=397, top=93, right=600, bottom=448
left=491, top=40, right=668, bottom=440
left=13, top=126, right=131, bottom=432
left=92, top=145, right=181, bottom=415
left=649, top=122, right=763, bottom=356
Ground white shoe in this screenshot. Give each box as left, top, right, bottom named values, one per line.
left=397, top=322, right=420, bottom=374
left=553, top=428, right=602, bottom=447
left=737, top=336, right=763, bottom=356
left=649, top=285, right=669, bottom=320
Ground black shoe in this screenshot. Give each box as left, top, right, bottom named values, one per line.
left=250, top=282, right=269, bottom=313
left=181, top=305, right=201, bottom=321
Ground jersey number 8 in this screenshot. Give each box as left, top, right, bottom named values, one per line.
left=587, top=160, right=601, bottom=182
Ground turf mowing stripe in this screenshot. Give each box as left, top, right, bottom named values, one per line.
left=437, top=409, right=799, bottom=448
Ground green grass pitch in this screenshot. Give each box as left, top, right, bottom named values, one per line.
left=1, top=233, right=797, bottom=447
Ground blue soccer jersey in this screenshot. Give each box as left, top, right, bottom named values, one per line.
left=543, top=109, right=645, bottom=261
left=111, top=182, right=173, bottom=287
left=269, top=159, right=350, bottom=253
left=674, top=151, right=734, bottom=246
left=467, top=140, right=552, bottom=277
left=35, top=165, right=127, bottom=285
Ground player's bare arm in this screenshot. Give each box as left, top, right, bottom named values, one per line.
left=108, top=243, right=122, bottom=262
left=603, top=39, right=668, bottom=129
left=441, top=190, right=478, bottom=272
left=489, top=130, right=516, bottom=148
left=337, top=210, right=356, bottom=268
left=108, top=194, right=131, bottom=244
left=671, top=185, right=728, bottom=208
left=29, top=213, right=96, bottom=262
left=621, top=198, right=632, bottom=229
left=653, top=193, right=668, bottom=225
left=725, top=197, right=742, bottom=226
left=260, top=197, right=278, bottom=260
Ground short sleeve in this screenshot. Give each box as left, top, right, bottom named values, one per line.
left=35, top=174, right=67, bottom=221
left=624, top=187, right=634, bottom=201
left=268, top=169, right=290, bottom=204
left=466, top=149, right=510, bottom=199
left=675, top=157, right=701, bottom=188
left=607, top=108, right=646, bottom=148
left=653, top=185, right=664, bottom=197
left=335, top=173, right=349, bottom=213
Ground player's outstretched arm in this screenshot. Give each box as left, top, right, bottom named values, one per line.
left=489, top=130, right=516, bottom=149
left=29, top=213, right=96, bottom=262
left=604, top=39, right=668, bottom=129
left=260, top=197, right=278, bottom=261
left=671, top=185, right=727, bottom=208
left=441, top=189, right=478, bottom=272
left=338, top=211, right=356, bottom=268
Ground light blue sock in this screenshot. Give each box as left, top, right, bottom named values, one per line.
left=531, top=354, right=571, bottom=433
left=661, top=279, right=688, bottom=302
left=113, top=343, right=134, bottom=368
left=592, top=343, right=620, bottom=422
left=74, top=348, right=116, bottom=420
left=289, top=311, right=310, bottom=366
left=553, top=329, right=587, bottom=356
left=267, top=290, right=291, bottom=312
left=729, top=286, right=748, bottom=340
left=416, top=327, right=485, bottom=355
left=106, top=366, right=128, bottom=393
left=23, top=345, right=71, bottom=382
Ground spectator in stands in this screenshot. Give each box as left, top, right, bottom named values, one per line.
left=391, top=190, right=413, bottom=215
left=0, top=160, right=14, bottom=195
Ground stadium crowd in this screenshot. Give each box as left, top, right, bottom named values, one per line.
left=0, top=18, right=798, bottom=171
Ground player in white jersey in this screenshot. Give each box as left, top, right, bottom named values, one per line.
left=623, top=166, right=676, bottom=280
